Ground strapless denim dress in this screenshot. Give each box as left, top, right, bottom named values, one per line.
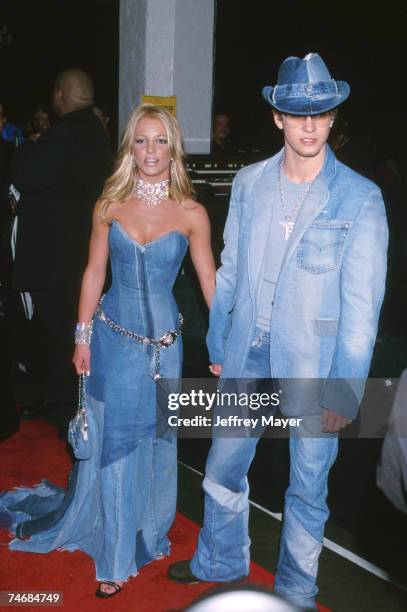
left=0, top=220, right=189, bottom=582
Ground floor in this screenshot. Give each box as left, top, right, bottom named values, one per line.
left=6, top=258, right=407, bottom=611
left=177, top=454, right=407, bottom=611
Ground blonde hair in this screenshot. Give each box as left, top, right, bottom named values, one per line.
left=100, top=104, right=194, bottom=222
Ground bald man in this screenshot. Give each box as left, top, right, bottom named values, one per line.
left=52, top=69, right=95, bottom=117
left=12, top=68, right=113, bottom=433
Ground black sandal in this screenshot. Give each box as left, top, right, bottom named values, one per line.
left=95, top=580, right=122, bottom=598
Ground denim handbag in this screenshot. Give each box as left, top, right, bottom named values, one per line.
left=68, top=374, right=91, bottom=460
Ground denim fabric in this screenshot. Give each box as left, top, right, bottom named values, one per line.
left=3, top=397, right=177, bottom=581
left=191, top=329, right=338, bottom=609
left=207, top=146, right=388, bottom=420
left=1, top=224, right=186, bottom=581
left=89, top=221, right=188, bottom=466
left=262, top=53, right=350, bottom=115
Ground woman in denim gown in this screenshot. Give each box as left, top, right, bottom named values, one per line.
left=0, top=104, right=215, bottom=597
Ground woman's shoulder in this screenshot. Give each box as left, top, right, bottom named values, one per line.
left=180, top=198, right=208, bottom=216
left=95, top=197, right=125, bottom=225
left=179, top=198, right=210, bottom=235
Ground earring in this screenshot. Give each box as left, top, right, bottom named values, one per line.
left=170, top=159, right=176, bottom=181
left=329, top=121, right=334, bottom=128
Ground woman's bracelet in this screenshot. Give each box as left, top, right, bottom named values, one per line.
left=75, top=322, right=93, bottom=345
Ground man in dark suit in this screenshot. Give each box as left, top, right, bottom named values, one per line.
left=12, top=69, right=113, bottom=432
left=0, top=102, right=19, bottom=441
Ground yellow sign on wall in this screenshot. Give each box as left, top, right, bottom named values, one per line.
left=141, top=95, right=177, bottom=116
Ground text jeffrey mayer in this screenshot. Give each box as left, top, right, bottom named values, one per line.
left=214, top=415, right=303, bottom=428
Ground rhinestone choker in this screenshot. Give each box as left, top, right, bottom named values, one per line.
left=134, top=177, right=170, bottom=206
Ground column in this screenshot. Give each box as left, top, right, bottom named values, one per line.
left=119, top=0, right=215, bottom=153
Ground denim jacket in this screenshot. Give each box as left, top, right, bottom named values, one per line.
left=207, top=146, right=388, bottom=419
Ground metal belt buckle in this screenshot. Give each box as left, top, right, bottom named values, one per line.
left=159, top=331, right=177, bottom=347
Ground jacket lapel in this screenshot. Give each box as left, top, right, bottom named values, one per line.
left=248, top=153, right=280, bottom=295
left=247, top=146, right=336, bottom=300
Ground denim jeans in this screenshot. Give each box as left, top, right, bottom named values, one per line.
left=191, top=327, right=338, bottom=610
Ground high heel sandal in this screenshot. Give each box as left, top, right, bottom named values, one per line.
left=95, top=580, right=122, bottom=598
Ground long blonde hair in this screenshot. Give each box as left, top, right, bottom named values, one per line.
left=100, top=104, right=194, bottom=222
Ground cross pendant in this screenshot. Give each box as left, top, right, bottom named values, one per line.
left=279, top=221, right=295, bottom=240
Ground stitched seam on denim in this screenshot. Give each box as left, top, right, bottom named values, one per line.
left=328, top=438, right=339, bottom=469
left=296, top=240, right=345, bottom=273
left=296, top=223, right=350, bottom=274
left=112, top=459, right=123, bottom=575
left=310, top=221, right=352, bottom=229
left=209, top=499, right=216, bottom=577
left=317, top=439, right=339, bottom=505
left=93, top=403, right=104, bottom=539
left=150, top=439, right=158, bottom=546
left=135, top=247, right=149, bottom=352
left=89, top=408, right=102, bottom=535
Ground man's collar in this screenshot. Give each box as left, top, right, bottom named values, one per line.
left=321, top=145, right=336, bottom=180
left=269, top=144, right=336, bottom=182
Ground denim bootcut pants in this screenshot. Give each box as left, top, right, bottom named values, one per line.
left=190, top=327, right=338, bottom=610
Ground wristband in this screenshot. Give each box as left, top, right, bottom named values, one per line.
left=75, top=322, right=93, bottom=346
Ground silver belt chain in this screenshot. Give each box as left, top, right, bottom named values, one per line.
left=95, top=298, right=183, bottom=380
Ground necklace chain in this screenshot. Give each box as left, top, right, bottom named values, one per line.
left=134, top=177, right=170, bottom=206
left=278, top=154, right=317, bottom=240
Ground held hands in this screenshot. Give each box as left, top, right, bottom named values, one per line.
left=209, top=364, right=223, bottom=377
left=321, top=409, right=352, bottom=433
left=72, top=345, right=91, bottom=376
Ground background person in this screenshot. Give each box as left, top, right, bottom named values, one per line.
left=92, top=103, right=111, bottom=139
left=0, top=102, right=24, bottom=145
left=25, top=104, right=51, bottom=140
left=377, top=369, right=407, bottom=514
left=211, top=112, right=232, bottom=153
left=11, top=68, right=113, bottom=433
left=0, top=100, right=19, bottom=441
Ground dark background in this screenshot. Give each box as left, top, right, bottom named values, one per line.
left=1, top=0, right=118, bottom=141
left=1, top=0, right=406, bottom=587
left=213, top=1, right=406, bottom=156
left=1, top=0, right=406, bottom=157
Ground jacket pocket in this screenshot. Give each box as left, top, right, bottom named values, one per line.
left=296, top=220, right=351, bottom=274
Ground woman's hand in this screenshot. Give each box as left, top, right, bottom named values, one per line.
left=72, top=345, right=91, bottom=375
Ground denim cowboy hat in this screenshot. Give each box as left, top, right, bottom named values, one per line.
left=262, top=53, right=350, bottom=115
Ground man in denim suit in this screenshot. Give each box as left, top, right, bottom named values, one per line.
left=169, top=53, right=388, bottom=609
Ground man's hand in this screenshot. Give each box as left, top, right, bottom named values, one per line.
left=321, top=409, right=351, bottom=433
left=209, top=363, right=223, bottom=377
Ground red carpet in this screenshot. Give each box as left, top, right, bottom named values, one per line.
left=0, top=421, right=330, bottom=611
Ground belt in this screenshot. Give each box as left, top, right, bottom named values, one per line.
left=95, top=297, right=183, bottom=380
